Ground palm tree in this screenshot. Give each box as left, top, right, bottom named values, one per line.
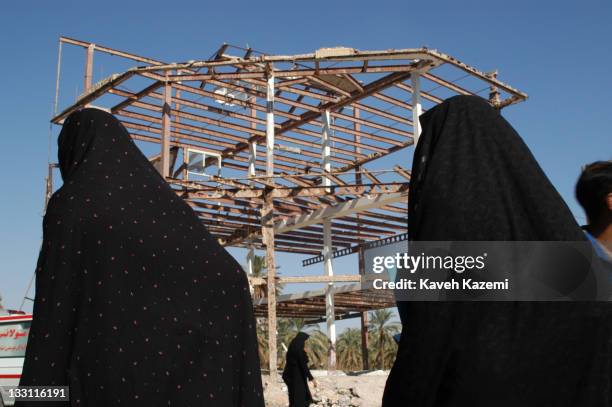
left=336, top=328, right=362, bottom=371
left=256, top=321, right=269, bottom=369
left=249, top=254, right=267, bottom=300
left=304, top=328, right=328, bottom=369
left=252, top=254, right=270, bottom=369
left=368, top=308, right=400, bottom=369
left=256, top=317, right=328, bottom=370
left=248, top=254, right=283, bottom=299
left=250, top=255, right=266, bottom=277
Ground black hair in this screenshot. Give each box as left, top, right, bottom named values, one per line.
left=575, top=160, right=612, bottom=222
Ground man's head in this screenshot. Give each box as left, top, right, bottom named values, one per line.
left=576, top=161, right=612, bottom=226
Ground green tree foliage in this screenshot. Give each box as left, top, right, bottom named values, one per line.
left=367, top=309, right=400, bottom=370
left=256, top=319, right=269, bottom=369
left=256, top=317, right=329, bottom=370
left=336, top=328, right=362, bottom=371
left=248, top=254, right=283, bottom=299
left=304, top=329, right=329, bottom=369
left=249, top=255, right=266, bottom=278
left=256, top=309, right=401, bottom=371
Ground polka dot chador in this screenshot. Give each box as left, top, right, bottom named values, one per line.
left=18, top=108, right=264, bottom=407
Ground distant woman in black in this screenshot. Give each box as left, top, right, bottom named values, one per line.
left=18, top=108, right=264, bottom=406
left=282, top=332, right=317, bottom=407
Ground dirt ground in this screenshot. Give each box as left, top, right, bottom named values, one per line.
left=262, top=370, right=388, bottom=407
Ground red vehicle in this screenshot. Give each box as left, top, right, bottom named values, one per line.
left=0, top=310, right=31, bottom=407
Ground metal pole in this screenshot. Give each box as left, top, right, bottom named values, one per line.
left=411, top=73, right=422, bottom=146
left=21, top=163, right=55, bottom=311
left=53, top=40, right=63, bottom=116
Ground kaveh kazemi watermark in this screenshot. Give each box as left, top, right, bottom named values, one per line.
left=371, top=251, right=509, bottom=291
left=363, top=241, right=612, bottom=301
left=374, top=277, right=510, bottom=291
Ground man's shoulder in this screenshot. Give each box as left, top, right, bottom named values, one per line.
left=583, top=228, right=612, bottom=264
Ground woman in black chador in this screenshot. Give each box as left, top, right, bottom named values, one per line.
left=383, top=96, right=612, bottom=406
left=18, top=108, right=264, bottom=406
left=282, top=332, right=317, bottom=407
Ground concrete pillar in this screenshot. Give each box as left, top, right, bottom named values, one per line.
left=321, top=109, right=336, bottom=370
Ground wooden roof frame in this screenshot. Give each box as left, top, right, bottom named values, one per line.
left=50, top=36, right=527, bottom=255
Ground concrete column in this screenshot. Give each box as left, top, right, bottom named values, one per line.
left=321, top=109, right=336, bottom=370
left=324, top=218, right=336, bottom=370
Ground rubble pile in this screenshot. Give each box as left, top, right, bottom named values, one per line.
left=262, top=371, right=388, bottom=407
left=311, top=386, right=363, bottom=406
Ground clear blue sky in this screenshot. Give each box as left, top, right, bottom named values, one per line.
left=1, top=1, right=610, bottom=319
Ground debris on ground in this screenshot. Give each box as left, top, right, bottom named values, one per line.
left=262, top=370, right=388, bottom=407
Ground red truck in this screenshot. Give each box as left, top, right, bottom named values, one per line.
left=0, top=311, right=31, bottom=407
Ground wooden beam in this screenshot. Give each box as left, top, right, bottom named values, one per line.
left=412, top=73, right=423, bottom=145
left=278, top=275, right=361, bottom=283
left=160, top=80, right=172, bottom=177
left=262, top=191, right=277, bottom=377
left=275, top=190, right=407, bottom=234
left=358, top=247, right=370, bottom=370
left=217, top=67, right=422, bottom=160
left=277, top=68, right=421, bottom=136
left=263, top=67, right=278, bottom=377
left=164, top=64, right=417, bottom=82
left=84, top=43, right=95, bottom=93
